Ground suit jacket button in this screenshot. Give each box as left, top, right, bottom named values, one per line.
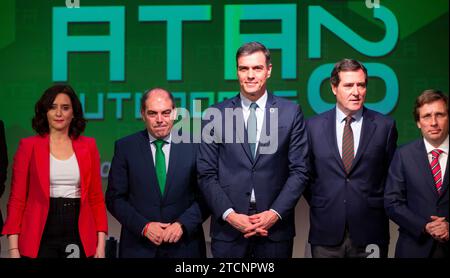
left=346, top=178, right=350, bottom=182
left=343, top=200, right=346, bottom=203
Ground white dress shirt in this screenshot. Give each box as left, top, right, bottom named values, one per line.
left=424, top=135, right=449, bottom=180
left=336, top=105, right=363, bottom=158
left=148, top=132, right=171, bottom=172
left=241, top=92, right=267, bottom=152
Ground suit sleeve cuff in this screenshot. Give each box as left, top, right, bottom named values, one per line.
left=222, top=208, right=235, bottom=221
left=270, top=209, right=282, bottom=220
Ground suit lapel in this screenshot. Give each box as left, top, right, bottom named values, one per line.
left=162, top=140, right=180, bottom=202
left=231, top=95, right=254, bottom=163
left=439, top=157, right=449, bottom=200
left=325, top=108, right=346, bottom=172
left=254, top=93, right=276, bottom=164
left=138, top=131, right=162, bottom=201
left=413, top=140, right=440, bottom=198
left=35, top=135, right=50, bottom=199
left=72, top=137, right=89, bottom=201
left=351, top=108, right=376, bottom=172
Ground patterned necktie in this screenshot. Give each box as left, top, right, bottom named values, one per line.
left=342, top=115, right=354, bottom=174
left=248, top=102, right=258, bottom=158
left=153, top=139, right=166, bottom=194
left=430, top=149, right=444, bottom=195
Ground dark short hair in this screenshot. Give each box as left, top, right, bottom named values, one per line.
left=32, top=84, right=86, bottom=138
left=413, top=89, right=449, bottom=122
left=140, top=88, right=175, bottom=112
left=330, top=58, right=368, bottom=87
left=236, top=42, right=271, bottom=67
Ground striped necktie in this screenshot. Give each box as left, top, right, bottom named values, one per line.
left=430, top=149, right=444, bottom=195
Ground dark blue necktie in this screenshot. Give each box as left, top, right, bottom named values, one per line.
left=248, top=102, right=258, bottom=158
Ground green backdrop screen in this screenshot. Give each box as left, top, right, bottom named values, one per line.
left=0, top=0, right=448, bottom=177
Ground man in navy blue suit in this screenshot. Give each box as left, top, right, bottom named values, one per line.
left=106, top=88, right=208, bottom=258
left=197, top=42, right=309, bottom=258
left=305, top=59, right=398, bottom=258
left=385, top=89, right=448, bottom=258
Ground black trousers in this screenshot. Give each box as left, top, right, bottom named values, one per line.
left=38, top=197, right=86, bottom=258
left=431, top=241, right=449, bottom=258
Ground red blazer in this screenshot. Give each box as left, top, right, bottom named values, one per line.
left=2, top=134, right=108, bottom=258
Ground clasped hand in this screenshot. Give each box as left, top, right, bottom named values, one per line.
left=425, top=216, right=449, bottom=242
left=144, top=222, right=183, bottom=246
left=226, top=210, right=279, bottom=238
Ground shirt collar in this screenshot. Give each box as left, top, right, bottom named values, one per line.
left=423, top=135, right=449, bottom=154
left=240, top=91, right=268, bottom=110
left=148, top=132, right=171, bottom=145
left=336, top=105, right=363, bottom=123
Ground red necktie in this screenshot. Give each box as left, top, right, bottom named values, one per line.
left=342, top=115, right=354, bottom=174
left=430, top=149, right=444, bottom=195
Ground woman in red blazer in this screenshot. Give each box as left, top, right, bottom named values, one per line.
left=2, top=85, right=108, bottom=258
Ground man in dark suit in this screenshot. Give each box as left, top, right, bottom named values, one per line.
left=385, top=89, right=448, bottom=258
left=305, top=59, right=398, bottom=258
left=106, top=88, right=208, bottom=258
left=197, top=42, right=309, bottom=258
left=0, top=120, right=8, bottom=251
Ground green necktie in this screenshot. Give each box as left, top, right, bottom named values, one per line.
left=153, top=139, right=166, bottom=194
